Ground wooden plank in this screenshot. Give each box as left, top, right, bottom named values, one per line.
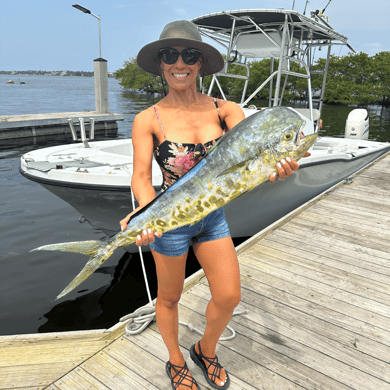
left=0, top=330, right=110, bottom=389
left=268, top=230, right=390, bottom=277
left=55, top=368, right=110, bottom=390
left=297, top=205, right=390, bottom=236
left=310, top=198, right=390, bottom=224
left=103, top=337, right=175, bottom=390
left=189, top=283, right=390, bottom=379
left=249, top=241, right=390, bottom=301
left=284, top=218, right=390, bottom=253
left=0, top=362, right=76, bottom=389
left=295, top=208, right=390, bottom=241
left=340, top=182, right=390, bottom=200
left=293, top=209, right=390, bottom=247
left=243, top=246, right=390, bottom=319
left=206, top=276, right=390, bottom=363
left=0, top=339, right=109, bottom=367
left=12, top=387, right=47, bottom=390
left=181, top=286, right=390, bottom=389
left=240, top=251, right=390, bottom=330
left=235, top=261, right=390, bottom=346
left=274, top=219, right=390, bottom=263
left=349, top=174, right=390, bottom=191
left=320, top=191, right=390, bottom=214
left=317, top=197, right=390, bottom=224
left=125, top=326, right=271, bottom=390
left=175, top=294, right=355, bottom=390
left=0, top=330, right=106, bottom=345
left=81, top=352, right=158, bottom=390
left=0, top=112, right=124, bottom=129
left=107, top=335, right=258, bottom=390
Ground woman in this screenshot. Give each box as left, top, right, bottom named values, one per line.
left=120, top=20, right=300, bottom=390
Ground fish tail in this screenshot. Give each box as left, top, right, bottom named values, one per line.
left=31, top=240, right=102, bottom=256
left=56, top=242, right=116, bottom=299
left=32, top=239, right=117, bottom=299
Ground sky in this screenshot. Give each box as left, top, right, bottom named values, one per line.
left=1, top=0, right=389, bottom=72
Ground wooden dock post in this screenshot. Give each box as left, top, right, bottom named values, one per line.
left=94, top=58, right=109, bottom=114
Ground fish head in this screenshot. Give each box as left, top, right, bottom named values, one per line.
left=216, top=107, right=318, bottom=178
left=255, top=108, right=318, bottom=168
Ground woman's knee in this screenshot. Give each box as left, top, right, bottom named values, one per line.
left=157, top=290, right=183, bottom=309
left=213, top=287, right=241, bottom=311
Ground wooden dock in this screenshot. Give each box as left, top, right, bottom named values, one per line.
left=1, top=152, right=390, bottom=390
left=0, top=112, right=124, bottom=144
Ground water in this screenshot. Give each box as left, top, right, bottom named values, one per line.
left=0, top=74, right=389, bottom=336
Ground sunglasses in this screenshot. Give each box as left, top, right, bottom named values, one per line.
left=159, top=48, right=201, bottom=65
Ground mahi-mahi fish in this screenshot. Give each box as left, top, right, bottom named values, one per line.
left=33, top=106, right=318, bottom=299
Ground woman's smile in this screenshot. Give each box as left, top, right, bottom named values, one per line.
left=173, top=73, right=190, bottom=80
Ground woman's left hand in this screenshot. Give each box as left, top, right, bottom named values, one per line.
left=268, top=152, right=310, bottom=183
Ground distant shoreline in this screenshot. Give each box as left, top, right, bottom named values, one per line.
left=0, top=70, right=116, bottom=78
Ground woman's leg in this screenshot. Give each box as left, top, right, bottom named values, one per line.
left=151, top=248, right=198, bottom=389
left=192, top=236, right=241, bottom=386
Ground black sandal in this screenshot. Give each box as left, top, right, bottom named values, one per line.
left=190, top=342, right=230, bottom=389
left=165, top=361, right=200, bottom=389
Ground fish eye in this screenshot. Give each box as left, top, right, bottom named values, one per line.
left=283, top=132, right=293, bottom=141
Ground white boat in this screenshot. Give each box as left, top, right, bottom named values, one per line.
left=20, top=8, right=390, bottom=252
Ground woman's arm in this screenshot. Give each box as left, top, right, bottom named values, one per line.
left=130, top=110, right=158, bottom=207
left=120, top=109, right=162, bottom=244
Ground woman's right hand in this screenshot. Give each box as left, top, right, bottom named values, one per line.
left=120, top=208, right=162, bottom=247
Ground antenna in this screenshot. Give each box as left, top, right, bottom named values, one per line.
left=292, top=0, right=296, bottom=10
left=303, top=0, right=310, bottom=15
left=322, top=0, right=332, bottom=13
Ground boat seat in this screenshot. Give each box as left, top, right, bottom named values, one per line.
left=236, top=32, right=292, bottom=58
left=294, top=108, right=321, bottom=121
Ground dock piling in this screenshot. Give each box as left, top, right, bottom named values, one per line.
left=94, top=58, right=109, bottom=114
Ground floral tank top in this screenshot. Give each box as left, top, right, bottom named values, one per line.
left=153, top=99, right=227, bottom=192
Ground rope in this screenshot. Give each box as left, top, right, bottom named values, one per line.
left=120, top=304, right=247, bottom=339
left=120, top=168, right=246, bottom=338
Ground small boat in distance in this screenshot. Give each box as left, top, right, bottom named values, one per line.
left=20, top=8, right=390, bottom=253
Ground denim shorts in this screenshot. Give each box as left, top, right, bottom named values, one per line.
left=149, top=208, right=231, bottom=257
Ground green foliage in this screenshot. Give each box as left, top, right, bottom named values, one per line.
left=116, top=52, right=390, bottom=105
left=372, top=51, right=390, bottom=105
left=115, top=57, right=165, bottom=94
left=312, top=53, right=378, bottom=105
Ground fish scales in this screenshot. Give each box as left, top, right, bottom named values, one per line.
left=32, top=107, right=318, bottom=299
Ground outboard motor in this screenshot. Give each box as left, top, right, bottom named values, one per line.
left=345, top=109, right=369, bottom=140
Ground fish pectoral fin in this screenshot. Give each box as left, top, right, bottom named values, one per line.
left=217, top=159, right=251, bottom=177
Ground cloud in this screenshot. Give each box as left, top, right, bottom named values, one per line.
left=174, top=8, right=187, bottom=16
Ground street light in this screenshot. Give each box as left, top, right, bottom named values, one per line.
left=72, top=4, right=108, bottom=114
left=72, top=4, right=102, bottom=58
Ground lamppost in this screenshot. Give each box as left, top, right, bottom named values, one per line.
left=72, top=4, right=102, bottom=58
left=72, top=4, right=108, bottom=114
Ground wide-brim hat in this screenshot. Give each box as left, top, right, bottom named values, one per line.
left=137, top=20, right=224, bottom=76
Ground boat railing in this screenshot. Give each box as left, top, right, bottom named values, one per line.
left=194, top=9, right=353, bottom=133
left=207, top=60, right=250, bottom=102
